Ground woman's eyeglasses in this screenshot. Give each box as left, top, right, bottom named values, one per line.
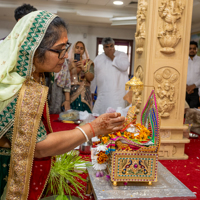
left=45, top=42, right=72, bottom=59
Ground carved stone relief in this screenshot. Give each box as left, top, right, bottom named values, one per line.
left=135, top=65, right=144, bottom=81
left=160, top=130, right=171, bottom=139
left=135, top=0, right=148, bottom=54
left=159, top=144, right=176, bottom=157
left=158, top=0, right=185, bottom=54
left=154, top=67, right=179, bottom=118
left=134, top=66, right=143, bottom=114
left=132, top=91, right=142, bottom=115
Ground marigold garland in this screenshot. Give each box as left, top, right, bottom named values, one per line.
left=96, top=151, right=108, bottom=164
left=96, top=123, right=152, bottom=149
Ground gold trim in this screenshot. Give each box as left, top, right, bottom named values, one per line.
left=6, top=80, right=49, bottom=200
left=45, top=100, right=53, bottom=133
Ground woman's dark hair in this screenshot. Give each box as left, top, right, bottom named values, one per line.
left=34, top=17, right=68, bottom=63
left=190, top=41, right=198, bottom=48
left=14, top=4, right=37, bottom=21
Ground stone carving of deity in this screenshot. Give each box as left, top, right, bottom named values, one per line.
left=135, top=0, right=148, bottom=54
left=158, top=0, right=185, bottom=54
left=154, top=68, right=179, bottom=118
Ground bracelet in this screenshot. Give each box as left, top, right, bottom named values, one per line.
left=65, top=100, right=70, bottom=102
left=76, top=126, right=89, bottom=142
left=88, top=123, right=95, bottom=137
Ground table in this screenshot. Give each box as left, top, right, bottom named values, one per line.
left=87, top=162, right=196, bottom=200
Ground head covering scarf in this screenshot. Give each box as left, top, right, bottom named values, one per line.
left=0, top=10, right=56, bottom=111
left=0, top=11, right=56, bottom=138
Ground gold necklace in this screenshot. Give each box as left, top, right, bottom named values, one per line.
left=31, top=72, right=45, bottom=85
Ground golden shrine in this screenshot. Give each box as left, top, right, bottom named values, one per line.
left=94, top=77, right=160, bottom=186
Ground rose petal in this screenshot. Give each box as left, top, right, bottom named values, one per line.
left=99, top=171, right=104, bottom=177
left=106, top=175, right=111, bottom=181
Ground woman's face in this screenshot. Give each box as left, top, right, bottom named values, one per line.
left=75, top=42, right=85, bottom=56
left=34, top=29, right=68, bottom=73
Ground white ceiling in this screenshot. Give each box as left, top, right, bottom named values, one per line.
left=0, top=0, right=200, bottom=30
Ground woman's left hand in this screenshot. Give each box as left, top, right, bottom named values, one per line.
left=62, top=101, right=70, bottom=111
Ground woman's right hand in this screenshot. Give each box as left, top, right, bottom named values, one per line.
left=90, top=113, right=125, bottom=136
left=73, top=60, right=82, bottom=74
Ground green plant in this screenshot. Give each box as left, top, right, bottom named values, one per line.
left=47, top=151, right=91, bottom=200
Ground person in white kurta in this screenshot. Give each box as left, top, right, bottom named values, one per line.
left=186, top=41, right=200, bottom=108
left=91, top=37, right=129, bottom=115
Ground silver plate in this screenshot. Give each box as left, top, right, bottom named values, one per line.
left=87, top=162, right=196, bottom=200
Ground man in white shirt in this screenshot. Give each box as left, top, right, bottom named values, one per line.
left=91, top=37, right=129, bottom=115
left=186, top=41, right=200, bottom=108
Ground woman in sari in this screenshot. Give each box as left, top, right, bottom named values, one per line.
left=0, top=11, right=125, bottom=199
left=68, top=41, right=94, bottom=113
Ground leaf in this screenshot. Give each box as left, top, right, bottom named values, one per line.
left=56, top=195, right=69, bottom=200
left=47, top=151, right=90, bottom=199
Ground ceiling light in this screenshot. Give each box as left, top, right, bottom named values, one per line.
left=113, top=1, right=124, bottom=5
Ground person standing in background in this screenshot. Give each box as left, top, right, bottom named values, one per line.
left=14, top=3, right=37, bottom=21
left=186, top=41, right=200, bottom=108
left=91, top=37, right=129, bottom=115
left=68, top=41, right=94, bottom=113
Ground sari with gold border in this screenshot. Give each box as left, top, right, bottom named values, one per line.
left=0, top=11, right=56, bottom=200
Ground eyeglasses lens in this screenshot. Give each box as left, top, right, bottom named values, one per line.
left=59, top=43, right=71, bottom=59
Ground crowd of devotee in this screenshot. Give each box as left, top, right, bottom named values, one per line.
left=0, top=2, right=200, bottom=200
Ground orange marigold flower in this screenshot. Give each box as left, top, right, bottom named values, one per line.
left=102, top=136, right=109, bottom=144
left=108, top=133, right=115, bottom=138
left=96, top=151, right=105, bottom=157
left=116, top=132, right=121, bottom=137
left=124, top=131, right=130, bottom=138
left=97, top=152, right=108, bottom=164
left=97, top=156, right=105, bottom=164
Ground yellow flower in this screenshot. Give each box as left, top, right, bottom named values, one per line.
left=124, top=131, right=130, bottom=138
left=116, top=132, right=121, bottom=137
left=102, top=136, right=109, bottom=144
left=108, top=133, right=115, bottom=138
left=130, top=133, right=135, bottom=139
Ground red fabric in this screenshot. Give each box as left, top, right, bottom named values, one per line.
left=50, top=114, right=200, bottom=199
left=28, top=104, right=52, bottom=200
left=28, top=158, right=51, bottom=200
left=160, top=135, right=200, bottom=199
left=50, top=114, right=77, bottom=132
